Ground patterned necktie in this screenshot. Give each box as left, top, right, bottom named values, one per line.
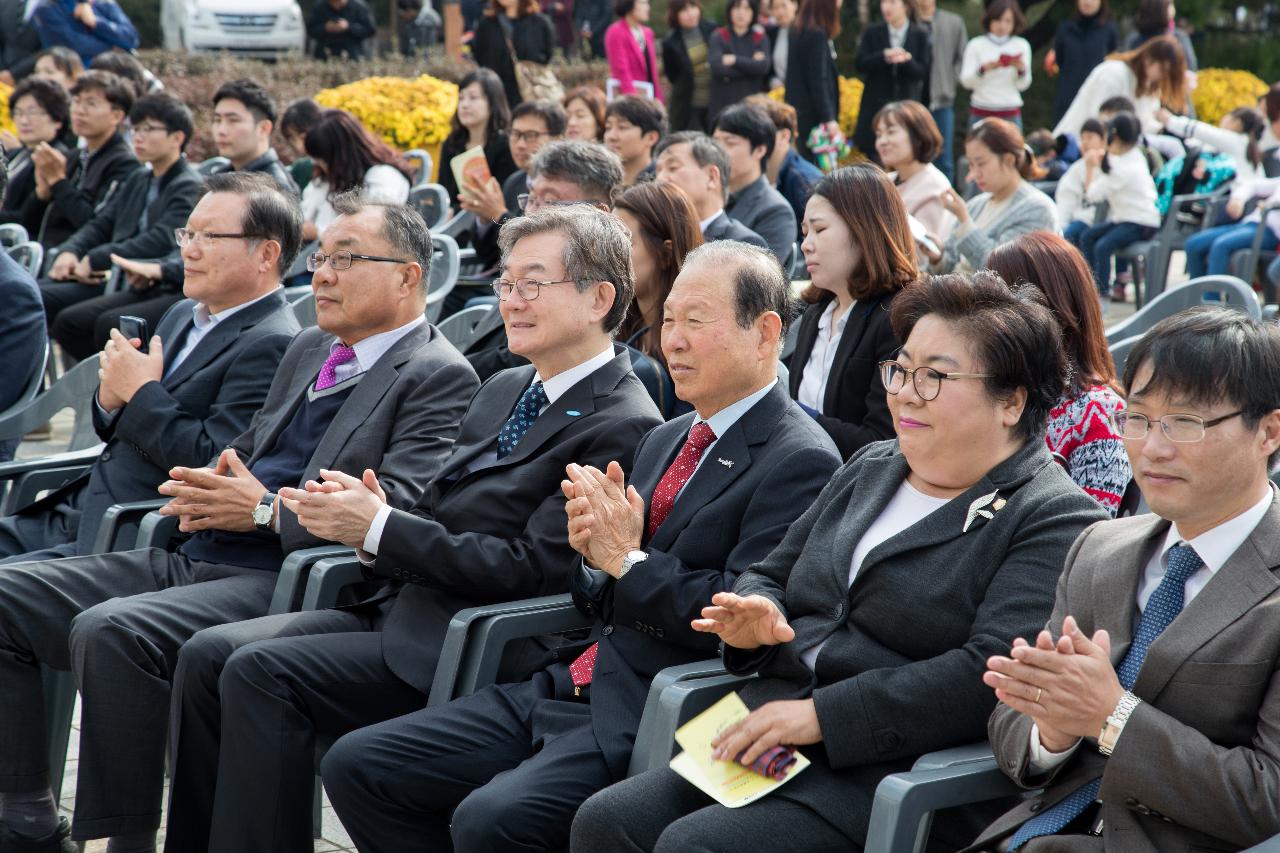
left=568, top=422, right=719, bottom=694
left=496, top=381, right=548, bottom=459
left=315, top=344, right=357, bottom=391
left=1007, top=543, right=1204, bottom=850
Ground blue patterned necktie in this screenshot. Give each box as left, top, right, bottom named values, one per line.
left=496, top=380, right=548, bottom=459
left=1007, top=543, right=1204, bottom=850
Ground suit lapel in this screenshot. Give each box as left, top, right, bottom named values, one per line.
left=1134, top=499, right=1280, bottom=700
left=788, top=303, right=822, bottom=397
left=162, top=292, right=287, bottom=389
left=1092, top=517, right=1167, bottom=665
left=649, top=424, right=751, bottom=551
left=435, top=367, right=536, bottom=479
left=822, top=296, right=885, bottom=413
left=490, top=356, right=619, bottom=468
left=248, top=336, right=332, bottom=466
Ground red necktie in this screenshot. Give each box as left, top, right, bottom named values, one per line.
left=569, top=422, right=718, bottom=693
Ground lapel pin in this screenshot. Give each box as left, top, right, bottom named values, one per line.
left=717, top=457, right=734, bottom=468
left=565, top=410, right=581, bottom=417
left=963, top=490, right=1002, bottom=533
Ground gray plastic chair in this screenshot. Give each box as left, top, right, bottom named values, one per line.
left=0, top=222, right=29, bottom=248
left=1104, top=274, right=1259, bottom=347
left=0, top=354, right=103, bottom=457
left=427, top=233, right=461, bottom=322
left=411, top=183, right=450, bottom=232
left=404, top=148, right=434, bottom=186
left=289, top=290, right=317, bottom=327
left=7, top=240, right=44, bottom=278
left=1229, top=202, right=1280, bottom=303
left=436, top=303, right=494, bottom=350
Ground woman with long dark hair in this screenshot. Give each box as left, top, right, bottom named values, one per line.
left=299, top=109, right=415, bottom=242
left=439, top=68, right=518, bottom=213
left=471, top=0, right=557, bottom=108
left=988, top=231, right=1131, bottom=515
left=789, top=164, right=917, bottom=458
left=783, top=0, right=839, bottom=163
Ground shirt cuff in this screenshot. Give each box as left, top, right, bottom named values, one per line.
left=1027, top=724, right=1080, bottom=774
left=95, top=395, right=121, bottom=425
left=361, top=503, right=393, bottom=557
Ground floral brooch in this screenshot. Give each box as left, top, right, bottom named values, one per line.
left=963, top=490, right=1007, bottom=533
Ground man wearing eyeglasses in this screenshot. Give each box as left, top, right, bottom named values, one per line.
left=40, top=93, right=202, bottom=364
left=0, top=189, right=480, bottom=853
left=159, top=204, right=662, bottom=853
left=970, top=307, right=1280, bottom=853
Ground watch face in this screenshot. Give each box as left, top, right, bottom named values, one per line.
left=253, top=504, right=273, bottom=526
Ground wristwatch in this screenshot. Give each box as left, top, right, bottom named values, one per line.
left=617, top=549, right=648, bottom=580
left=252, top=493, right=277, bottom=532
left=1097, top=690, right=1141, bottom=756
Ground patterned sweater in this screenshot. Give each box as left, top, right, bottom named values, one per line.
left=1045, top=385, right=1131, bottom=516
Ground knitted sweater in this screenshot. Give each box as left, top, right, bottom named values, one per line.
left=932, top=181, right=1057, bottom=273
left=1046, top=385, right=1130, bottom=516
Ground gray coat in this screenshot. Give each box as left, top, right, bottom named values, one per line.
left=925, top=8, right=967, bottom=109
left=725, top=437, right=1108, bottom=843
left=969, top=499, right=1280, bottom=852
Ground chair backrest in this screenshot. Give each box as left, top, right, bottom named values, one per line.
left=196, top=156, right=230, bottom=177
left=403, top=148, right=434, bottom=186
left=289, top=290, right=317, bottom=327
left=0, top=354, right=103, bottom=451
left=286, top=240, right=319, bottom=284
left=411, top=183, right=450, bottom=233
left=1109, top=333, right=1143, bottom=376
left=436, top=303, right=494, bottom=350
left=427, top=233, right=461, bottom=322
left=1104, top=275, right=1260, bottom=346
left=625, top=344, right=677, bottom=417
left=0, top=223, right=29, bottom=249
left=7, top=241, right=44, bottom=279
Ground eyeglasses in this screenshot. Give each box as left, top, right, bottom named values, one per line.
left=1111, top=410, right=1243, bottom=443
left=307, top=250, right=410, bottom=272
left=878, top=361, right=992, bottom=402
left=11, top=109, right=49, bottom=120
left=175, top=228, right=257, bottom=248
left=492, top=277, right=582, bottom=301
left=510, top=129, right=552, bottom=144
left=132, top=123, right=172, bottom=135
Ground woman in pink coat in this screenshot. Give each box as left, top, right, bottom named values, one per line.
left=604, top=0, right=664, bottom=101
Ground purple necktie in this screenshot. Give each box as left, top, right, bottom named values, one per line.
left=315, top=344, right=357, bottom=391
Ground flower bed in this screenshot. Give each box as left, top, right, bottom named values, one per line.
left=1192, top=68, right=1269, bottom=127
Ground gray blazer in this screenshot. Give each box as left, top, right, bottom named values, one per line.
left=926, top=8, right=968, bottom=109
left=227, top=323, right=480, bottom=556
left=725, top=175, right=797, bottom=265
left=968, top=499, right=1280, bottom=853
left=724, top=437, right=1108, bottom=843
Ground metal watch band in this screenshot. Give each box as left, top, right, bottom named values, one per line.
left=1097, top=690, right=1141, bottom=756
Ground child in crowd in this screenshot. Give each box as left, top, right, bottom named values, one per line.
left=1077, top=111, right=1160, bottom=301
left=1157, top=104, right=1269, bottom=222
left=1058, top=118, right=1106, bottom=246
left=1027, top=127, right=1070, bottom=180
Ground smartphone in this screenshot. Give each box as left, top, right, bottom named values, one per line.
left=118, top=315, right=150, bottom=354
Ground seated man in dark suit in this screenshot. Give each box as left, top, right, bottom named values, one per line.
left=0, top=160, right=46, bottom=463
left=745, top=94, right=824, bottom=243
left=0, top=172, right=301, bottom=564
left=654, top=131, right=769, bottom=250
left=715, top=103, right=798, bottom=265
left=41, top=92, right=204, bottom=362
left=207, top=79, right=299, bottom=196
left=161, top=204, right=662, bottom=853
left=970, top=307, right=1280, bottom=852
left=320, top=240, right=843, bottom=852
left=462, top=139, right=624, bottom=380
left=0, top=193, right=479, bottom=853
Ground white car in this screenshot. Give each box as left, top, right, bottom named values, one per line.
left=162, top=0, right=305, bottom=57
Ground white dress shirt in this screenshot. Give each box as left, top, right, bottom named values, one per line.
left=360, top=346, right=618, bottom=556
left=1027, top=486, right=1274, bottom=773
left=796, top=300, right=852, bottom=414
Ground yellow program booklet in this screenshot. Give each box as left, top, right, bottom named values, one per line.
left=669, top=692, right=810, bottom=809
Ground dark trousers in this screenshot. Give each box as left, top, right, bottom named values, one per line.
left=39, top=279, right=101, bottom=327
left=165, top=618, right=426, bottom=853
left=322, top=672, right=614, bottom=853
left=0, top=483, right=81, bottom=564
left=570, top=766, right=851, bottom=853
left=1078, top=221, right=1156, bottom=295
left=0, top=548, right=277, bottom=840
left=52, top=288, right=184, bottom=362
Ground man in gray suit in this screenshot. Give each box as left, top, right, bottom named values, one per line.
left=973, top=307, right=1280, bottom=852
left=0, top=172, right=299, bottom=563
left=714, top=103, right=798, bottom=265
left=0, top=192, right=479, bottom=853
left=654, top=131, right=769, bottom=252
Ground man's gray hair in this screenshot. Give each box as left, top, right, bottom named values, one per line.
left=331, top=190, right=432, bottom=294
left=498, top=205, right=634, bottom=335
left=527, top=140, right=624, bottom=207
left=654, top=131, right=731, bottom=203
left=682, top=241, right=795, bottom=337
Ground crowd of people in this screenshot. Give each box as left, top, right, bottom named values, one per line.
left=0, top=0, right=1278, bottom=852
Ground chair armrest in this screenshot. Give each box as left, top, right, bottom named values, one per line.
left=865, top=757, right=1026, bottom=853
left=0, top=446, right=104, bottom=483
left=627, top=661, right=754, bottom=777
left=298, top=553, right=364, bottom=611
left=134, top=510, right=181, bottom=550
left=269, top=545, right=355, bottom=615
left=427, top=594, right=589, bottom=706
left=91, top=499, right=167, bottom=554
left=0, top=464, right=96, bottom=515
left=1243, top=834, right=1280, bottom=852
left=911, top=741, right=1004, bottom=771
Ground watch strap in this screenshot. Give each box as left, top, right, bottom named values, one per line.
left=1097, top=690, right=1141, bottom=756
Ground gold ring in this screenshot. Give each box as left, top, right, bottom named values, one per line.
left=1035, top=687, right=1043, bottom=703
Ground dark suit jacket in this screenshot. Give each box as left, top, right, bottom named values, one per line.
left=852, top=22, right=930, bottom=158
left=25, top=131, right=141, bottom=249
left=702, top=210, right=768, bottom=250
left=784, top=27, right=839, bottom=154
left=223, top=322, right=480, bottom=557
left=372, top=348, right=663, bottom=693
left=968, top=499, right=1280, bottom=853
left=13, top=292, right=298, bottom=553
left=784, top=291, right=899, bottom=460
left=726, top=438, right=1108, bottom=842
left=573, top=381, right=841, bottom=779
left=211, top=149, right=299, bottom=197
left=58, top=158, right=201, bottom=273
left=707, top=24, right=771, bottom=124
left=0, top=0, right=42, bottom=77
left=725, top=174, right=797, bottom=264
left=0, top=250, right=45, bottom=461
left=463, top=307, right=529, bottom=381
